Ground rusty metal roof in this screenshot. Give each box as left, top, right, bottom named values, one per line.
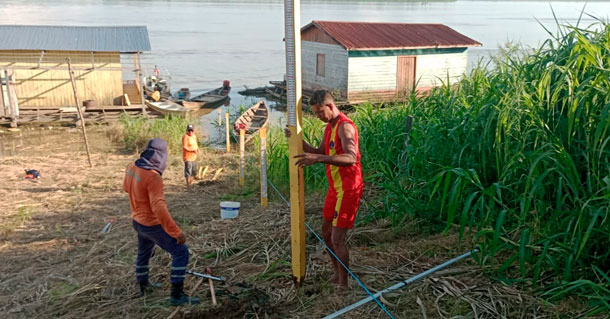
left=0, top=25, right=151, bottom=52
left=302, top=21, right=481, bottom=51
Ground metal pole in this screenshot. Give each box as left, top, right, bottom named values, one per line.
left=67, top=58, right=93, bottom=168
left=260, top=125, right=268, bottom=208
left=284, top=0, right=306, bottom=286
left=323, top=249, right=479, bottom=319
left=186, top=269, right=225, bottom=282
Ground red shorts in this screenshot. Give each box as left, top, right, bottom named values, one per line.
left=323, top=187, right=363, bottom=229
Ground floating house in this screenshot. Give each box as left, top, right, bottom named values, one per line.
left=301, top=21, right=481, bottom=103
left=0, top=25, right=151, bottom=122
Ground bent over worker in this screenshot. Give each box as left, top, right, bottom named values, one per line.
left=286, top=90, right=363, bottom=288
left=123, top=138, right=200, bottom=305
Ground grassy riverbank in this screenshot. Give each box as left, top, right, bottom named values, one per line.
left=261, top=22, right=610, bottom=315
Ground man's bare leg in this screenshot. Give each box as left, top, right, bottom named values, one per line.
left=331, top=226, right=349, bottom=288
left=322, top=219, right=339, bottom=284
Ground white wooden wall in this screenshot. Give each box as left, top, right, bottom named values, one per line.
left=302, top=41, right=348, bottom=92
left=347, top=56, right=397, bottom=92
left=415, top=52, right=468, bottom=88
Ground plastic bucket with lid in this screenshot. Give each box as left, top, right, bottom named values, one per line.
left=220, top=201, right=240, bottom=219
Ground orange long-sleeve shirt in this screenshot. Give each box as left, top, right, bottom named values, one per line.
left=182, top=134, right=198, bottom=162
left=123, top=162, right=182, bottom=238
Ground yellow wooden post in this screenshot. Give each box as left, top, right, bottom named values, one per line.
left=225, top=111, right=231, bottom=152
left=284, top=0, right=306, bottom=285
left=239, top=129, right=245, bottom=187
left=260, top=126, right=268, bottom=208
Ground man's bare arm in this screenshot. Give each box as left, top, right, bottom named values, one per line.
left=294, top=123, right=356, bottom=167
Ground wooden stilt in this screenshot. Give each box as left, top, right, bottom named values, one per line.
left=260, top=126, right=268, bottom=208
left=225, top=112, right=231, bottom=152
left=4, top=69, right=18, bottom=128
left=239, top=129, right=245, bottom=187
left=134, top=52, right=147, bottom=116
left=67, top=58, right=93, bottom=168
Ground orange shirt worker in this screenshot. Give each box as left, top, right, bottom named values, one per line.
left=123, top=138, right=200, bottom=305
left=287, top=90, right=363, bottom=288
left=182, top=124, right=199, bottom=189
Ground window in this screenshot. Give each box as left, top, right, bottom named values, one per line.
left=316, top=54, right=325, bottom=77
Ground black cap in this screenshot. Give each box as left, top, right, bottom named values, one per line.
left=186, top=124, right=194, bottom=131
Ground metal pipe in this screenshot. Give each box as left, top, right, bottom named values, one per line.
left=186, top=270, right=225, bottom=282
left=323, top=249, right=478, bottom=319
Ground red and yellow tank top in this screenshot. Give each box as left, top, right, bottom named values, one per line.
left=323, top=113, right=363, bottom=193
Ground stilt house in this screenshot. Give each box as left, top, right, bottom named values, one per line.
left=0, top=25, right=151, bottom=121
left=301, top=21, right=482, bottom=103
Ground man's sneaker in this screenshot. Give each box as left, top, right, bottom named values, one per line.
left=170, top=283, right=201, bottom=306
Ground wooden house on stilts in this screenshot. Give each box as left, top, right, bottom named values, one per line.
left=0, top=25, right=151, bottom=127
left=300, top=21, right=482, bottom=104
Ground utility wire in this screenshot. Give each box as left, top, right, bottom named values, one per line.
left=266, top=177, right=395, bottom=319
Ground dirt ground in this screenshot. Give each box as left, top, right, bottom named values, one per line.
left=0, top=127, right=580, bottom=318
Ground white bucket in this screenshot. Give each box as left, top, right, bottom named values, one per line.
left=220, top=201, right=240, bottom=219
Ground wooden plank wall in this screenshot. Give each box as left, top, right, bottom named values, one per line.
left=0, top=50, right=123, bottom=108
left=347, top=55, right=397, bottom=93
left=301, top=41, right=348, bottom=97
left=302, top=26, right=340, bottom=46
left=123, top=81, right=141, bottom=104
left=415, top=52, right=468, bottom=88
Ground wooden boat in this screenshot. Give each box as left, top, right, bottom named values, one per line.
left=177, top=81, right=231, bottom=110
left=142, top=75, right=172, bottom=100
left=232, top=100, right=269, bottom=143
left=144, top=100, right=187, bottom=115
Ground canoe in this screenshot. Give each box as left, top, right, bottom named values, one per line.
left=144, top=100, right=187, bottom=115
left=180, top=84, right=231, bottom=109
left=232, top=100, right=269, bottom=143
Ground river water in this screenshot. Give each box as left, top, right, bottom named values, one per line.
left=1, top=0, right=609, bottom=142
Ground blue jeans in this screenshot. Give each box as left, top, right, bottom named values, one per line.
left=132, top=220, right=189, bottom=284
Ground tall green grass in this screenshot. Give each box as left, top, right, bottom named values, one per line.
left=257, top=117, right=327, bottom=197
left=114, top=114, right=193, bottom=155
left=265, top=22, right=610, bottom=312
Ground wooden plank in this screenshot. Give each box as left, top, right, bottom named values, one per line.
left=8, top=51, right=122, bottom=108
left=0, top=70, right=5, bottom=117
left=415, top=52, right=467, bottom=87
left=348, top=56, right=397, bottom=92
left=5, top=69, right=18, bottom=127
left=302, top=26, right=341, bottom=46
left=134, top=53, right=146, bottom=115
left=67, top=58, right=93, bottom=168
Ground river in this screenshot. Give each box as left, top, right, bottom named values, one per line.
left=1, top=0, right=609, bottom=142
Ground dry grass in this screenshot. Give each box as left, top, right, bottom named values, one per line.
left=0, top=127, right=577, bottom=318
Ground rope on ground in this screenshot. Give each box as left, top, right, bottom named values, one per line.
left=266, top=177, right=395, bottom=319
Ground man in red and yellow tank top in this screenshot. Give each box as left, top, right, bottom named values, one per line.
left=290, top=90, right=363, bottom=288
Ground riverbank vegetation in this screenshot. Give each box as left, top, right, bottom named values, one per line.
left=262, top=21, right=610, bottom=314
